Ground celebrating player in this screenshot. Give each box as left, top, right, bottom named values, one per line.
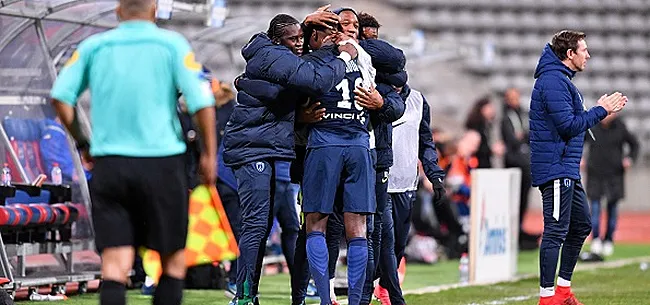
left=222, top=13, right=357, bottom=305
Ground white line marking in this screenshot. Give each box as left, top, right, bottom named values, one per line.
left=464, top=295, right=536, bottom=305
left=323, top=256, right=650, bottom=305
left=402, top=256, right=650, bottom=295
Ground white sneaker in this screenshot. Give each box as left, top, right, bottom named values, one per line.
left=330, top=278, right=337, bottom=303
left=603, top=241, right=614, bottom=256
left=591, top=239, right=603, bottom=255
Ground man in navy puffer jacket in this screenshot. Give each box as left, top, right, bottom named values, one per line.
left=222, top=13, right=359, bottom=305
left=530, top=30, right=626, bottom=305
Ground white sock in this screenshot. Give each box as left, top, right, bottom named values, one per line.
left=557, top=277, right=571, bottom=287
left=330, top=278, right=337, bottom=301
left=144, top=276, right=155, bottom=287
left=540, top=287, right=555, bottom=298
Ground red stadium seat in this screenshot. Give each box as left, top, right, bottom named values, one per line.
left=1, top=206, right=22, bottom=226
left=33, top=204, right=55, bottom=224
left=12, top=205, right=29, bottom=226
left=0, top=207, right=12, bottom=226
left=51, top=204, right=71, bottom=225
left=12, top=204, right=36, bottom=225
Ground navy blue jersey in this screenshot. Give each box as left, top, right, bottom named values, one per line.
left=302, top=47, right=370, bottom=148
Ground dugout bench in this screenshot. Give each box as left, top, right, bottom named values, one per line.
left=0, top=116, right=100, bottom=299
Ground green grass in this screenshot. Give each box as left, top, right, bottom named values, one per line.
left=20, top=244, right=650, bottom=305
left=405, top=264, right=650, bottom=305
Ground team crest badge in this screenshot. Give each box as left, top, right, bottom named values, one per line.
left=255, top=162, right=265, bottom=173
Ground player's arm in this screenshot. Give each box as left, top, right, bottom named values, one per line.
left=235, top=76, right=285, bottom=102
left=543, top=77, right=607, bottom=140
left=360, top=39, right=406, bottom=74
left=50, top=47, right=90, bottom=147
left=265, top=48, right=350, bottom=96
left=373, top=83, right=405, bottom=123
left=173, top=37, right=217, bottom=184
left=418, top=96, right=445, bottom=183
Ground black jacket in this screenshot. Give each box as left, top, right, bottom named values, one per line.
left=501, top=106, right=529, bottom=168
left=467, top=121, right=493, bottom=169
left=585, top=118, right=639, bottom=178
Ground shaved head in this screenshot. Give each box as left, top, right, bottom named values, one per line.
left=117, top=0, right=156, bottom=21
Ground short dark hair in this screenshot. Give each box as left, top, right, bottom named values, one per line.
left=359, top=12, right=381, bottom=29
left=267, top=14, right=300, bottom=40
left=302, top=23, right=333, bottom=54
left=550, top=30, right=586, bottom=60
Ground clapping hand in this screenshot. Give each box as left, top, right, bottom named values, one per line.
left=597, top=92, right=628, bottom=114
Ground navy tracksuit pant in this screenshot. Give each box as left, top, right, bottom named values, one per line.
left=217, top=181, right=242, bottom=284
left=361, top=170, right=389, bottom=305
left=291, top=223, right=310, bottom=305
left=233, top=160, right=276, bottom=300
left=378, top=191, right=415, bottom=305
left=539, top=178, right=591, bottom=288
left=273, top=180, right=300, bottom=278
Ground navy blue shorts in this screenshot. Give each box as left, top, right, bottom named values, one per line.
left=302, top=146, right=375, bottom=214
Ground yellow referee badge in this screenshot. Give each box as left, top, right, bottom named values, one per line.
left=64, top=51, right=80, bottom=68
left=183, top=52, right=201, bottom=71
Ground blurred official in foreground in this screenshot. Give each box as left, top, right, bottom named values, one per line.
left=50, top=0, right=217, bottom=304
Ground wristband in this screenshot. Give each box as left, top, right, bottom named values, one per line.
left=338, top=52, right=352, bottom=63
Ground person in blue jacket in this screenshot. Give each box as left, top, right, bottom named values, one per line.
left=530, top=30, right=626, bottom=305
left=222, top=13, right=358, bottom=305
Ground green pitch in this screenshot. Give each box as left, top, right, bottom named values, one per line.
left=21, top=244, right=650, bottom=305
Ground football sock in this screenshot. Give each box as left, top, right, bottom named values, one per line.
left=557, top=277, right=571, bottom=287
left=347, top=238, right=369, bottom=305
left=100, top=280, right=126, bottom=305
left=153, top=274, right=184, bottom=305
left=540, top=286, right=555, bottom=298
left=307, top=232, right=330, bottom=305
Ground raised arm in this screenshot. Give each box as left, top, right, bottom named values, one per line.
left=543, top=78, right=608, bottom=140
left=249, top=47, right=350, bottom=97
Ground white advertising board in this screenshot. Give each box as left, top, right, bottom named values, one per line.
left=469, top=168, right=522, bottom=284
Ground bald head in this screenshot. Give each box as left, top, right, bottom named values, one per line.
left=117, top=0, right=156, bottom=21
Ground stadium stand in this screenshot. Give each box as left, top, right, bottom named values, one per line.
left=382, top=0, right=650, bottom=158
